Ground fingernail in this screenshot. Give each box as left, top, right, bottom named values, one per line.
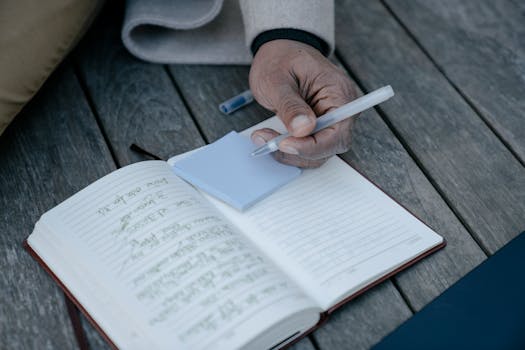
left=291, top=115, right=312, bottom=134
left=252, top=135, right=267, bottom=146
left=280, top=145, right=299, bottom=155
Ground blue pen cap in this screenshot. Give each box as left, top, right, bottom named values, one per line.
left=219, top=90, right=254, bottom=115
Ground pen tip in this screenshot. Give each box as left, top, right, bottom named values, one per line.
left=251, top=146, right=269, bottom=157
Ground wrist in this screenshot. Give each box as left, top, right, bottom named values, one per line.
left=251, top=28, right=330, bottom=57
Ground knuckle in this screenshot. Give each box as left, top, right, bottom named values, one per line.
left=342, top=80, right=359, bottom=100
left=293, top=138, right=318, bottom=159
left=327, top=71, right=358, bottom=102
left=279, top=98, right=306, bottom=119
left=274, top=150, right=326, bottom=169
left=336, top=127, right=352, bottom=154
left=335, top=79, right=356, bottom=102
left=322, top=124, right=351, bottom=156
left=273, top=151, right=302, bottom=167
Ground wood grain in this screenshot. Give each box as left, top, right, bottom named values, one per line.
left=289, top=338, right=317, bottom=350
left=168, top=65, right=273, bottom=142
left=74, top=4, right=204, bottom=166
left=335, top=0, right=525, bottom=254
left=0, top=64, right=115, bottom=349
left=384, top=0, right=525, bottom=164
left=315, top=281, right=412, bottom=350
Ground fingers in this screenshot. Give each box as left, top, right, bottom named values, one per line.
left=251, top=128, right=280, bottom=147
left=273, top=152, right=330, bottom=168
left=309, top=73, right=359, bottom=117
left=279, top=118, right=353, bottom=160
left=251, top=79, right=318, bottom=137
left=250, top=120, right=352, bottom=168
left=251, top=128, right=329, bottom=168
left=247, top=39, right=358, bottom=168
left=274, top=85, right=317, bottom=138
left=249, top=40, right=318, bottom=138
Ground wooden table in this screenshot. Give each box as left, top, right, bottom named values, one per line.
left=1, top=1, right=524, bottom=349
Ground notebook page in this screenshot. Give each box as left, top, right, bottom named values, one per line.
left=39, top=161, right=318, bottom=350
left=208, top=156, right=443, bottom=310
left=173, top=116, right=442, bottom=310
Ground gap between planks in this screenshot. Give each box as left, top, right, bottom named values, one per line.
left=379, top=0, right=525, bottom=169
left=163, top=65, right=211, bottom=145
left=73, top=64, right=122, bottom=168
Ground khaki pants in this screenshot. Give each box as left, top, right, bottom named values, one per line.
left=0, top=0, right=104, bottom=135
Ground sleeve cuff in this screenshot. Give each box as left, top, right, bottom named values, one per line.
left=251, top=28, right=330, bottom=56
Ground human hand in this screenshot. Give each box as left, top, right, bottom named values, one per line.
left=249, top=39, right=358, bottom=168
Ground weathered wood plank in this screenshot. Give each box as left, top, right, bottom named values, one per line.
left=335, top=0, right=525, bottom=254
left=314, top=281, right=411, bottom=350
left=384, top=0, right=525, bottom=164
left=168, top=65, right=273, bottom=142
left=289, top=337, right=317, bottom=350
left=74, top=6, right=204, bottom=166
left=168, top=62, right=487, bottom=348
left=0, top=63, right=115, bottom=349
left=79, top=311, right=112, bottom=350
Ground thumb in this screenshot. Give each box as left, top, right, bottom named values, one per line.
left=276, top=87, right=317, bottom=137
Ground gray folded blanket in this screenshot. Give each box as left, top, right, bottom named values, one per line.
left=122, top=0, right=252, bottom=64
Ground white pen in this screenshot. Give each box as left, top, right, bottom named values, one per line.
left=251, top=85, right=395, bottom=157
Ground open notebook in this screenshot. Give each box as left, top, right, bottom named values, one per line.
left=26, top=117, right=444, bottom=350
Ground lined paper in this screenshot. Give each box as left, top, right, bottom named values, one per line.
left=42, top=161, right=315, bottom=349
left=208, top=156, right=443, bottom=308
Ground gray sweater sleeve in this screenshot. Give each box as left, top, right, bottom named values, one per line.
left=239, top=0, right=335, bottom=55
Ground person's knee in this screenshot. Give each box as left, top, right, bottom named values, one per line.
left=0, top=0, right=105, bottom=135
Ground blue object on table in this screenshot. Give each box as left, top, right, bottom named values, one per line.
left=172, top=131, right=301, bottom=211
left=219, top=90, right=254, bottom=114
left=373, top=231, right=525, bottom=350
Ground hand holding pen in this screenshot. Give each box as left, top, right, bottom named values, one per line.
left=251, top=86, right=394, bottom=157
left=248, top=40, right=362, bottom=168
left=220, top=40, right=394, bottom=168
